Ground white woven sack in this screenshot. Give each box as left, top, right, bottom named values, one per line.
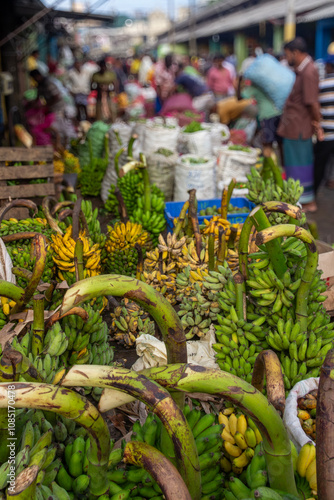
left=217, top=178, right=249, bottom=198
left=146, top=150, right=178, bottom=201
left=179, top=128, right=212, bottom=156
left=217, top=146, right=258, bottom=185
left=101, top=122, right=133, bottom=202
left=142, top=121, right=180, bottom=155
left=210, top=124, right=230, bottom=153
left=283, top=377, right=318, bottom=451
left=174, top=155, right=216, bottom=201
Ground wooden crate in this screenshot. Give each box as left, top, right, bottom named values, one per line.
left=0, top=146, right=56, bottom=200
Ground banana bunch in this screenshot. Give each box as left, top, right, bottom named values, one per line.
left=142, top=267, right=178, bottom=305
left=105, top=407, right=226, bottom=499
left=0, top=217, right=52, bottom=238
left=0, top=296, right=15, bottom=318
left=61, top=303, right=113, bottom=366
left=105, top=184, right=120, bottom=215
left=80, top=199, right=106, bottom=248
left=297, top=390, right=317, bottom=441
left=110, top=299, right=155, bottom=347
left=104, top=221, right=151, bottom=277
left=246, top=168, right=306, bottom=225
left=113, top=168, right=143, bottom=216
left=296, top=442, right=317, bottom=495
left=218, top=408, right=262, bottom=476
left=6, top=239, right=55, bottom=286
left=0, top=409, right=77, bottom=499
left=51, top=225, right=101, bottom=284
left=131, top=206, right=166, bottom=247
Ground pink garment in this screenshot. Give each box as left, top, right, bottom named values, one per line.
left=160, top=93, right=194, bottom=115
left=154, top=61, right=176, bottom=101
left=207, top=66, right=233, bottom=95
left=25, top=107, right=55, bottom=145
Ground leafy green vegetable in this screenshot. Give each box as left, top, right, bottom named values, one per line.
left=183, top=121, right=204, bottom=133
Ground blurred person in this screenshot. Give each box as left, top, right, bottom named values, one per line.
left=138, top=54, right=153, bottom=85
left=206, top=54, right=233, bottom=101
left=66, top=60, right=93, bottom=121
left=130, top=55, right=141, bottom=79
left=239, top=47, right=256, bottom=75
left=174, top=63, right=214, bottom=117
left=114, top=58, right=127, bottom=93
left=277, top=37, right=322, bottom=212
left=153, top=54, right=176, bottom=112
left=314, top=55, right=334, bottom=193
left=27, top=50, right=48, bottom=76
left=91, top=59, right=118, bottom=122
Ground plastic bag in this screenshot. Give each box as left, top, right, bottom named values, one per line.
left=179, top=128, right=212, bottom=156
left=142, top=121, right=180, bottom=155
left=174, top=154, right=216, bottom=201
left=283, top=377, right=319, bottom=451
left=101, top=122, right=133, bottom=202
left=146, top=150, right=178, bottom=201
left=216, top=146, right=258, bottom=186
left=244, top=54, right=295, bottom=111
left=132, top=328, right=219, bottom=371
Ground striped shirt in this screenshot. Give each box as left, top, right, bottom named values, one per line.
left=319, top=73, right=334, bottom=141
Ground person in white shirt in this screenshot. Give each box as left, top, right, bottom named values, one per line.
left=66, top=60, right=97, bottom=120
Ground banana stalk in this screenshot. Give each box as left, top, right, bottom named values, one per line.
left=174, top=201, right=189, bottom=237
left=188, top=189, right=201, bottom=259
left=0, top=349, right=43, bottom=383
left=221, top=187, right=228, bottom=220
left=11, top=235, right=47, bottom=314
left=7, top=464, right=39, bottom=499
left=134, top=364, right=298, bottom=496
left=62, top=365, right=200, bottom=500
left=140, top=154, right=151, bottom=213
left=260, top=201, right=302, bottom=221
left=316, top=348, right=334, bottom=500
left=118, top=159, right=141, bottom=177
left=0, top=382, right=110, bottom=497
left=262, top=156, right=283, bottom=188
left=74, top=238, right=84, bottom=282
left=31, top=294, right=45, bottom=357
left=0, top=280, right=24, bottom=305
left=251, top=350, right=285, bottom=415
left=208, top=223, right=215, bottom=271
left=1, top=232, right=40, bottom=243
left=127, top=134, right=137, bottom=158
left=226, top=178, right=236, bottom=208
left=72, top=197, right=82, bottom=241
left=51, top=200, right=74, bottom=216
left=41, top=197, right=63, bottom=235
left=124, top=441, right=192, bottom=500
left=135, top=243, right=144, bottom=280
left=238, top=216, right=254, bottom=279
left=44, top=280, right=57, bottom=304
left=115, top=187, right=128, bottom=222
left=216, top=226, right=227, bottom=268
left=234, top=272, right=246, bottom=320
left=0, top=199, right=37, bottom=224
left=60, top=275, right=187, bottom=366
left=255, top=224, right=318, bottom=333
left=12, top=267, right=33, bottom=282
left=45, top=306, right=88, bottom=329
left=251, top=206, right=287, bottom=279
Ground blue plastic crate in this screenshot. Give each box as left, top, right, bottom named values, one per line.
left=164, top=197, right=255, bottom=232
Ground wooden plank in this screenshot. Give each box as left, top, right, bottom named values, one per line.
left=0, top=183, right=55, bottom=199
left=3, top=208, right=29, bottom=220
left=0, top=146, right=54, bottom=162
left=0, top=164, right=54, bottom=180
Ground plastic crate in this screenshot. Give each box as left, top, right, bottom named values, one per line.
left=164, top=197, right=255, bottom=232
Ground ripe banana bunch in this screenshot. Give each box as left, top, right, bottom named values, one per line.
left=110, top=299, right=155, bottom=347
left=296, top=442, right=317, bottom=495
left=157, top=232, right=187, bottom=260
left=218, top=408, right=262, bottom=477
left=142, top=267, right=178, bottom=305
left=178, top=238, right=209, bottom=270
left=51, top=225, right=101, bottom=282
left=80, top=198, right=106, bottom=248
left=246, top=167, right=306, bottom=224
left=104, top=221, right=151, bottom=277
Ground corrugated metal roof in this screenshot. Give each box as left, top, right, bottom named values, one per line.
left=297, top=5, right=334, bottom=22
left=159, top=0, right=333, bottom=43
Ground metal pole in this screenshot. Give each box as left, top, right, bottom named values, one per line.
left=284, top=0, right=296, bottom=42
left=189, top=0, right=197, bottom=56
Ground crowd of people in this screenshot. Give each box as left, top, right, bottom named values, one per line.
left=23, top=38, right=334, bottom=212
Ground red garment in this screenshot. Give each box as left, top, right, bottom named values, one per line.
left=207, top=66, right=233, bottom=95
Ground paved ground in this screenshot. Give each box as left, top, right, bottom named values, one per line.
left=310, top=185, right=334, bottom=244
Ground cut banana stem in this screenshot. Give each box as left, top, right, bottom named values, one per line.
left=74, top=238, right=84, bottom=282
left=234, top=272, right=246, bottom=321
left=31, top=294, right=45, bottom=357
left=173, top=201, right=189, bottom=237
left=124, top=437, right=192, bottom=500
left=255, top=224, right=318, bottom=333
left=188, top=189, right=202, bottom=259
left=238, top=216, right=254, bottom=279
left=251, top=350, right=285, bottom=416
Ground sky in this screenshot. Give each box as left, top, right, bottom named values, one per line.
left=43, top=0, right=190, bottom=17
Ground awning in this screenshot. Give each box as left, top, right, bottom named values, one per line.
left=297, top=5, right=334, bottom=23
left=159, top=0, right=333, bottom=44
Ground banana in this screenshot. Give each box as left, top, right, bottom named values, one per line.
left=297, top=442, right=316, bottom=477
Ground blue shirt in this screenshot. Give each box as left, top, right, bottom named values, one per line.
left=175, top=73, right=208, bottom=98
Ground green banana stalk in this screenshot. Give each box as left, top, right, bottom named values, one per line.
left=59, top=275, right=187, bottom=366
left=11, top=235, right=47, bottom=314
left=31, top=295, right=45, bottom=357
left=74, top=238, right=84, bottom=282
left=0, top=349, right=44, bottom=383
left=260, top=201, right=302, bottom=221
left=255, top=224, right=318, bottom=333
left=41, top=196, right=64, bottom=235
left=61, top=365, right=201, bottom=500
left=123, top=440, right=192, bottom=500
left=0, top=382, right=110, bottom=497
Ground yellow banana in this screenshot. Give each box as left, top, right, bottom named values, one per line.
left=237, top=415, right=248, bottom=436
left=224, top=441, right=242, bottom=457
left=234, top=431, right=248, bottom=450
left=297, top=442, right=316, bottom=477
left=221, top=428, right=235, bottom=445
left=305, top=459, right=316, bottom=483
left=218, top=413, right=230, bottom=431
left=220, top=457, right=232, bottom=473
left=232, top=450, right=250, bottom=468
left=229, top=413, right=238, bottom=436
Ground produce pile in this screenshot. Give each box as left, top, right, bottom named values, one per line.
left=0, top=131, right=332, bottom=500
